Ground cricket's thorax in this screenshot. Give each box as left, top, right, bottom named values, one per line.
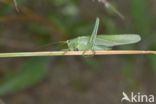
left=66, top=37, right=88, bottom=51
left=66, top=36, right=110, bottom=51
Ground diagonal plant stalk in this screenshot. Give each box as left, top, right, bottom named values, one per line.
left=97, top=0, right=125, bottom=19
left=0, top=50, right=156, bottom=58
left=13, top=0, right=19, bottom=12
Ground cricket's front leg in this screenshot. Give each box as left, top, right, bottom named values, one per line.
left=61, top=49, right=70, bottom=55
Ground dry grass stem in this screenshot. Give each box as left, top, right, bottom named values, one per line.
left=0, top=50, right=155, bottom=58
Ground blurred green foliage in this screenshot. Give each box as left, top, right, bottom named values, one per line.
left=0, top=58, right=50, bottom=95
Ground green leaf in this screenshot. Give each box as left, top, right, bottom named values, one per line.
left=0, top=57, right=50, bottom=95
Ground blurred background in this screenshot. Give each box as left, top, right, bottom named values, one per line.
left=0, top=0, right=156, bottom=104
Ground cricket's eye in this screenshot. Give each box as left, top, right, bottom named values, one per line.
left=67, top=40, right=72, bottom=45
left=67, top=40, right=70, bottom=43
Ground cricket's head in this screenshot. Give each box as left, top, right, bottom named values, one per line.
left=66, top=38, right=78, bottom=51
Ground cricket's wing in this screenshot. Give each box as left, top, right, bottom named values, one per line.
left=95, top=34, right=141, bottom=47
